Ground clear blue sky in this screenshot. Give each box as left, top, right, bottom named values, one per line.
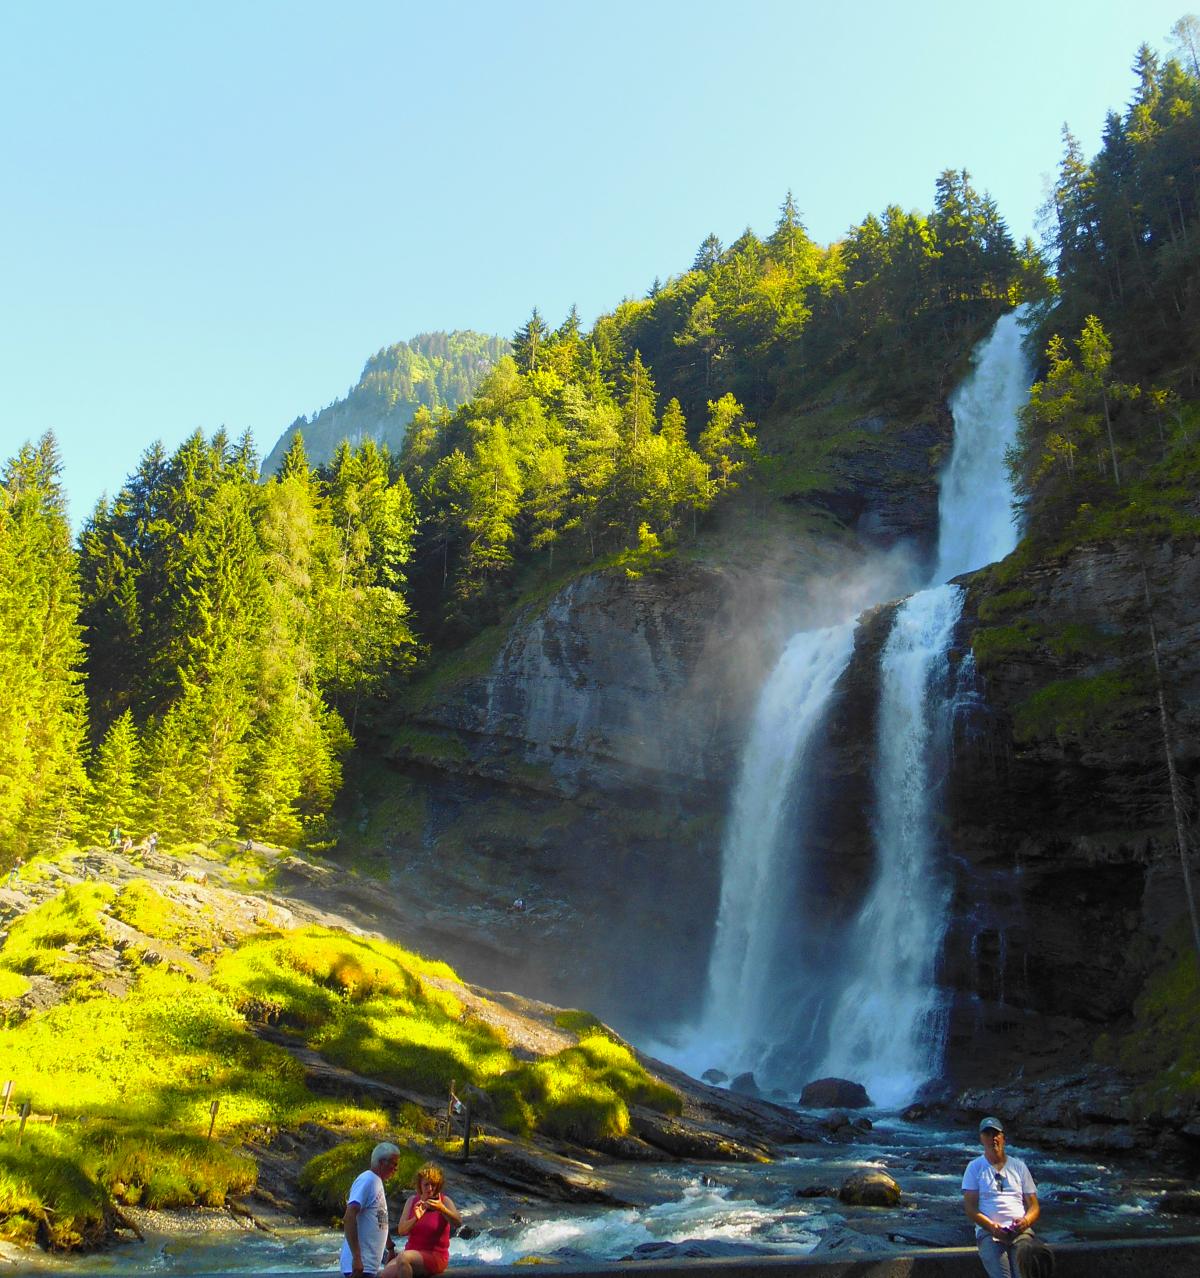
left=1, top=0, right=1192, bottom=524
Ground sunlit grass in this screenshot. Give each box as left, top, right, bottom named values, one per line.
left=0, top=880, right=683, bottom=1252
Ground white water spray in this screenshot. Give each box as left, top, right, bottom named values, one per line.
left=819, top=308, right=1033, bottom=1103
left=689, top=622, right=856, bottom=1076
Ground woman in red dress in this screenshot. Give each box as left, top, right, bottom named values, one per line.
left=391, top=1163, right=460, bottom=1277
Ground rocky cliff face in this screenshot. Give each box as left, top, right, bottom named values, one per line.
left=353, top=375, right=1196, bottom=1114
left=365, top=556, right=821, bottom=1037
left=940, top=535, right=1200, bottom=1087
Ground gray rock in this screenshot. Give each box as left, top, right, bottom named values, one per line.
left=801, top=1077, right=873, bottom=1108
left=810, top=1224, right=903, bottom=1255
left=839, top=1170, right=901, bottom=1207
left=730, top=1071, right=761, bottom=1096
left=1159, top=1190, right=1200, bottom=1216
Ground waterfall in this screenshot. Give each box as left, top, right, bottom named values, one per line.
left=818, top=307, right=1034, bottom=1104
left=693, top=622, right=856, bottom=1076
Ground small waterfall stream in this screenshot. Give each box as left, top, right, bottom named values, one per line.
left=818, top=307, right=1034, bottom=1102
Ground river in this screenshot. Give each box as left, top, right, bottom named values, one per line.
left=19, top=1115, right=1197, bottom=1274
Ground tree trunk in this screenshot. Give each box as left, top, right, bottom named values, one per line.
left=1139, top=553, right=1200, bottom=971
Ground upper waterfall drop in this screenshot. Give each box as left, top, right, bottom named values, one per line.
left=933, top=306, right=1034, bottom=583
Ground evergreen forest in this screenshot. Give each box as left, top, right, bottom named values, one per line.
left=4, top=33, right=1200, bottom=872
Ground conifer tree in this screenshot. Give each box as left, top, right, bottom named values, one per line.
left=0, top=435, right=89, bottom=860
left=512, top=308, right=550, bottom=374
left=699, top=393, right=758, bottom=489
left=86, top=710, right=144, bottom=843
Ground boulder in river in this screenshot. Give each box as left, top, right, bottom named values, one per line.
left=839, top=1170, right=901, bottom=1207
left=1159, top=1189, right=1200, bottom=1215
left=730, top=1071, right=760, bottom=1096
left=801, top=1077, right=873, bottom=1108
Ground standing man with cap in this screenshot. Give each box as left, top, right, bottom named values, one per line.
left=962, top=1116, right=1042, bottom=1278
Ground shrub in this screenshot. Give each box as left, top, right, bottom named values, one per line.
left=299, top=1139, right=423, bottom=1222
left=488, top=1034, right=682, bottom=1142
left=970, top=621, right=1040, bottom=672
left=1013, top=671, right=1144, bottom=744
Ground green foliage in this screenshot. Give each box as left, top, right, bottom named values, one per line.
left=1097, top=921, right=1200, bottom=1114
left=976, top=588, right=1036, bottom=623
left=489, top=1034, right=682, bottom=1143
left=0, top=885, right=680, bottom=1249
left=73, top=426, right=407, bottom=847
left=0, top=882, right=115, bottom=989
left=1013, top=671, right=1145, bottom=744
left=0, top=970, right=30, bottom=1000
left=389, top=726, right=470, bottom=766
left=552, top=1009, right=613, bottom=1038
left=0, top=434, right=88, bottom=865
left=1013, top=43, right=1200, bottom=553
left=0, top=1128, right=108, bottom=1250
left=85, top=710, right=144, bottom=844
left=970, top=621, right=1041, bottom=672
left=299, top=1138, right=423, bottom=1221
left=109, top=880, right=187, bottom=947
left=273, top=331, right=509, bottom=474
left=87, top=1125, right=256, bottom=1208
left=1045, top=622, right=1120, bottom=660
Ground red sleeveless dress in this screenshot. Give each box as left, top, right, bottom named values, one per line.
left=406, top=1197, right=450, bottom=1274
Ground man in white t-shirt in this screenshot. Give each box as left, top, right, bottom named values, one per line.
left=962, top=1117, right=1042, bottom=1278
left=340, top=1141, right=402, bottom=1277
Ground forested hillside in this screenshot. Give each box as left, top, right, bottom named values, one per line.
left=260, top=330, right=510, bottom=476
left=5, top=30, right=1200, bottom=872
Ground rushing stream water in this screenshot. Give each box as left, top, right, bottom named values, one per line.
left=21, top=1119, right=1196, bottom=1274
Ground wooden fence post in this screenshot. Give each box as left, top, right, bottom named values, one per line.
left=16, top=1101, right=30, bottom=1147
left=1, top=1080, right=12, bottom=1120
left=460, top=1102, right=472, bottom=1162
left=207, top=1099, right=220, bottom=1140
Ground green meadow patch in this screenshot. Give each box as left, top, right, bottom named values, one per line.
left=0, top=878, right=682, bottom=1252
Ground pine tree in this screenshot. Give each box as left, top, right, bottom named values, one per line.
left=699, top=394, right=758, bottom=489
left=0, top=435, right=89, bottom=861
left=512, top=308, right=550, bottom=374
left=86, top=710, right=144, bottom=843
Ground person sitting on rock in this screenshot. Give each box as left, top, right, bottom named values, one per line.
left=962, top=1116, right=1043, bottom=1278
left=391, top=1162, right=461, bottom=1277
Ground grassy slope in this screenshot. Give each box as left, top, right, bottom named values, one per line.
left=0, top=848, right=679, bottom=1251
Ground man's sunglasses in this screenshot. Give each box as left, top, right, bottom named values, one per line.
left=993, top=1170, right=1007, bottom=1191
